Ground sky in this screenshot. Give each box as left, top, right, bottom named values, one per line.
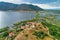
left=0, top=0, right=60, bottom=9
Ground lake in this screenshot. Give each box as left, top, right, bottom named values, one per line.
left=0, top=10, right=60, bottom=28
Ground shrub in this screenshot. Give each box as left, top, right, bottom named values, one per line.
left=0, top=31, right=9, bottom=37
left=24, top=34, right=28, bottom=37
left=33, top=31, right=47, bottom=39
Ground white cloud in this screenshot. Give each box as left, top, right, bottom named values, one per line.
left=0, top=0, right=31, bottom=4
left=24, top=2, right=31, bottom=4
left=0, top=0, right=24, bottom=4
left=0, top=0, right=14, bottom=2
left=33, top=4, right=60, bottom=9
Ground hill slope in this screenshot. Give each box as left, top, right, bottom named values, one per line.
left=0, top=2, right=43, bottom=11
left=14, top=22, right=54, bottom=40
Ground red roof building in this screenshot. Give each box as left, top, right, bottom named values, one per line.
left=9, top=32, right=15, bottom=37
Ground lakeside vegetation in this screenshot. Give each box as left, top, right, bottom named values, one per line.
left=0, top=11, right=60, bottom=40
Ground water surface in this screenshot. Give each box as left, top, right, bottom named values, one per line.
left=0, top=10, right=60, bottom=28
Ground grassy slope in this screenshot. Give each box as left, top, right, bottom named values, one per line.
left=41, top=19, right=60, bottom=40
left=0, top=19, right=60, bottom=40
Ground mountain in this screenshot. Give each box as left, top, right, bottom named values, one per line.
left=0, top=2, right=43, bottom=11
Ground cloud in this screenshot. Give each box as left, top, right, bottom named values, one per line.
left=22, top=0, right=58, bottom=4
left=49, top=1, right=60, bottom=6
left=33, top=4, right=60, bottom=9
left=0, top=0, right=14, bottom=2
left=0, top=0, right=24, bottom=4
left=0, top=0, right=58, bottom=4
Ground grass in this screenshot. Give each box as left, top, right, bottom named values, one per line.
left=41, top=19, right=60, bottom=40
left=0, top=18, right=60, bottom=40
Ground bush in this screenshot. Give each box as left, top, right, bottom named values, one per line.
left=24, top=34, right=28, bottom=37
left=41, top=20, right=60, bottom=40
left=0, top=27, right=9, bottom=33
left=0, top=31, right=9, bottom=37
left=33, top=31, right=47, bottom=39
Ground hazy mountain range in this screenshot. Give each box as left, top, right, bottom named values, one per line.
left=0, top=2, right=43, bottom=11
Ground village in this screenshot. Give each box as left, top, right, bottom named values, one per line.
left=5, top=21, right=57, bottom=40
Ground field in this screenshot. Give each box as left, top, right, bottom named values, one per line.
left=0, top=11, right=60, bottom=40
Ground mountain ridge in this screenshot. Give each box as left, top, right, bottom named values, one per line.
left=0, top=2, right=43, bottom=11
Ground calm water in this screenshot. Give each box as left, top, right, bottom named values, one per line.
left=0, top=10, right=60, bottom=28
left=0, top=11, right=36, bottom=28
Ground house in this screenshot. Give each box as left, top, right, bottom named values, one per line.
left=9, top=32, right=15, bottom=37
left=21, top=26, right=27, bottom=29
left=27, top=22, right=36, bottom=28
left=27, top=22, right=35, bottom=25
